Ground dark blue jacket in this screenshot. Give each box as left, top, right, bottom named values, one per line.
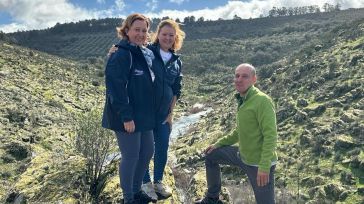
left=148, top=43, right=182, bottom=124
left=102, top=40, right=155, bottom=132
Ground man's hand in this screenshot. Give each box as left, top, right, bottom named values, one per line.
left=256, top=170, right=269, bottom=187
left=124, top=120, right=135, bottom=133
left=204, top=145, right=216, bottom=155
left=107, top=45, right=118, bottom=57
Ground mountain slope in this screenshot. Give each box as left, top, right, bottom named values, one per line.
left=0, top=42, right=105, bottom=202
left=170, top=18, right=364, bottom=203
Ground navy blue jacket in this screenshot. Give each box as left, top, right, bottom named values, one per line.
left=148, top=43, right=182, bottom=124
left=102, top=40, right=155, bottom=132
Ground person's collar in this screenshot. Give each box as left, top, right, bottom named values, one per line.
left=239, top=85, right=255, bottom=99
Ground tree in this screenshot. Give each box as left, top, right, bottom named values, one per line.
left=335, top=3, right=341, bottom=11
left=269, top=7, right=278, bottom=17
left=233, top=14, right=242, bottom=20
left=162, top=16, right=170, bottom=20
left=183, top=16, right=196, bottom=24
left=288, top=7, right=294, bottom=16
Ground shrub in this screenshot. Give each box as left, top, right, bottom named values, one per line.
left=5, top=142, right=30, bottom=160
left=74, top=109, right=117, bottom=202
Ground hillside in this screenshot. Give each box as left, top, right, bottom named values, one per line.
left=0, top=41, right=105, bottom=202
left=0, top=41, right=185, bottom=203
left=170, top=18, right=364, bottom=203
left=1, top=7, right=363, bottom=204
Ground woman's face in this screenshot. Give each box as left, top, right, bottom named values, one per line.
left=127, top=20, right=148, bottom=46
left=158, top=25, right=176, bottom=51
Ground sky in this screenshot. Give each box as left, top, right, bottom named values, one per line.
left=0, top=0, right=364, bottom=33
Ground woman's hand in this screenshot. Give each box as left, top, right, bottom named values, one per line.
left=166, top=113, right=173, bottom=129
left=123, top=120, right=135, bottom=133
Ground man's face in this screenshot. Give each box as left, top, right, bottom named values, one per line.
left=234, top=66, right=256, bottom=95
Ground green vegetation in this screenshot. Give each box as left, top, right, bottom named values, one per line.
left=1, top=7, right=363, bottom=203
left=74, top=109, right=117, bottom=202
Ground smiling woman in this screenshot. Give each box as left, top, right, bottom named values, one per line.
left=102, top=13, right=157, bottom=204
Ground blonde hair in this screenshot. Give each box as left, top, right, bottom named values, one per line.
left=116, top=13, right=151, bottom=40
left=151, top=19, right=185, bottom=51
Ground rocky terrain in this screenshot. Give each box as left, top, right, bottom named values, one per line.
left=170, top=19, right=364, bottom=203
left=1, top=8, right=363, bottom=204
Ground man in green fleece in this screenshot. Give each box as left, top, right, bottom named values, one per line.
left=195, top=63, right=277, bottom=204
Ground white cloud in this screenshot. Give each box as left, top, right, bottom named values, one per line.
left=169, top=0, right=188, bottom=5
left=0, top=0, right=127, bottom=33
left=0, top=0, right=363, bottom=33
left=146, top=0, right=364, bottom=21
left=0, top=0, right=95, bottom=33
left=97, top=0, right=106, bottom=4
left=115, top=0, right=126, bottom=11
left=146, top=0, right=158, bottom=12
left=0, top=23, right=27, bottom=33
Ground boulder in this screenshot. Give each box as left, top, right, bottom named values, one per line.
left=314, top=44, right=323, bottom=51
left=293, top=111, right=309, bottom=123
left=297, top=99, right=308, bottom=107
left=324, top=183, right=345, bottom=201
left=5, top=142, right=30, bottom=160
left=349, top=55, right=363, bottom=66
left=334, top=135, right=356, bottom=150
left=340, top=113, right=355, bottom=123
left=301, top=176, right=325, bottom=187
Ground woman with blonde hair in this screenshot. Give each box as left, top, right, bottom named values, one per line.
left=102, top=13, right=156, bottom=204
left=140, top=18, right=185, bottom=201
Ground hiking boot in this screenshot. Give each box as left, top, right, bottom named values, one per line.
left=135, top=190, right=157, bottom=203
left=194, top=196, right=223, bottom=204
left=154, top=182, right=172, bottom=199
left=141, top=182, right=158, bottom=202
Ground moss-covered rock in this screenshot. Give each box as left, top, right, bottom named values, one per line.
left=4, top=142, right=30, bottom=161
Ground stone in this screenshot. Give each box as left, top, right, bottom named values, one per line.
left=5, top=142, right=30, bottom=160
left=340, top=113, right=355, bottom=123
left=334, top=135, right=356, bottom=150
left=349, top=55, right=363, bottom=66
left=314, top=44, right=322, bottom=51
left=324, top=183, right=345, bottom=201
left=297, top=98, right=308, bottom=107
left=293, top=110, right=308, bottom=123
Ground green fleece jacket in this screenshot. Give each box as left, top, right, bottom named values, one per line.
left=215, top=86, right=278, bottom=173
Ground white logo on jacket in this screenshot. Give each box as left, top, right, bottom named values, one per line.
left=133, top=69, right=144, bottom=75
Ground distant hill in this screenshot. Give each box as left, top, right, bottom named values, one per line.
left=6, top=8, right=364, bottom=60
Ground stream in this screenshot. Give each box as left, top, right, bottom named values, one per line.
left=169, top=107, right=212, bottom=203
left=170, top=107, right=213, bottom=139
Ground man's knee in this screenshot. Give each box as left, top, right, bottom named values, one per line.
left=205, top=147, right=222, bottom=165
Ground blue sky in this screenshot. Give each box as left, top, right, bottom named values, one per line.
left=1, top=0, right=363, bottom=33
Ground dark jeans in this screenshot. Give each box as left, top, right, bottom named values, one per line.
left=115, top=130, right=154, bottom=202
left=143, top=122, right=171, bottom=183
left=205, top=146, right=275, bottom=204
